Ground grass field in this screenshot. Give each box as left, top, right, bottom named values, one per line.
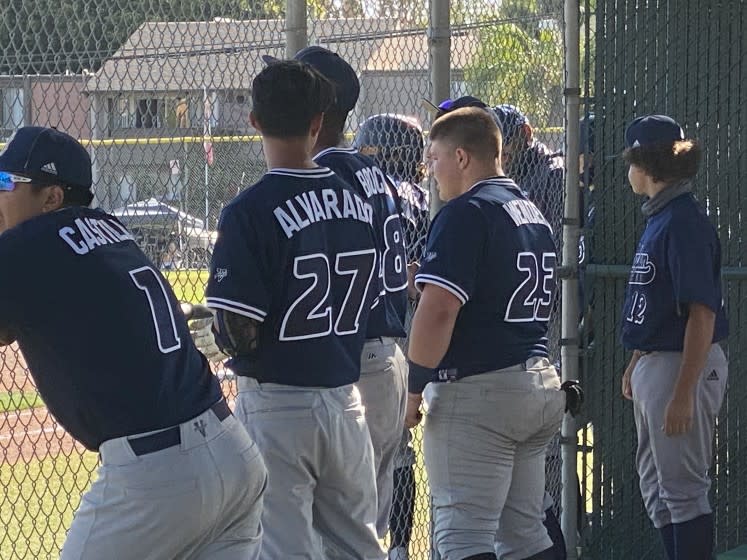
left=164, top=269, right=209, bottom=304
left=0, top=391, right=43, bottom=413
left=0, top=453, right=99, bottom=560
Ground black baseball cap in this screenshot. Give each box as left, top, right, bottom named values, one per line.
left=0, top=126, right=92, bottom=190
left=625, top=114, right=685, bottom=148
left=262, top=46, right=360, bottom=113
left=492, top=104, right=529, bottom=145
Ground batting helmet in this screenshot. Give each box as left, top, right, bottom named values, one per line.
left=353, top=114, right=425, bottom=182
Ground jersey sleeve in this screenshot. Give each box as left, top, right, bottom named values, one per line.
left=415, top=203, right=486, bottom=305
left=205, top=205, right=272, bottom=323
left=666, top=218, right=722, bottom=312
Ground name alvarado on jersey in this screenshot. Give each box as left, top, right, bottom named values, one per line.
left=58, top=216, right=135, bottom=255
left=273, top=187, right=374, bottom=239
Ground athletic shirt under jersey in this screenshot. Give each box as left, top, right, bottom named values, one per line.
left=314, top=147, right=407, bottom=339
left=0, top=207, right=221, bottom=451
left=205, top=167, right=379, bottom=388
left=415, top=177, right=557, bottom=378
left=621, top=193, right=728, bottom=351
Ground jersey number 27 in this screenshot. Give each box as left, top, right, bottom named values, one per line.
left=280, top=249, right=377, bottom=341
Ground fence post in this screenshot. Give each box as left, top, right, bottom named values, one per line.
left=427, top=0, right=450, bottom=219
left=561, top=0, right=581, bottom=558
left=285, top=0, right=308, bottom=58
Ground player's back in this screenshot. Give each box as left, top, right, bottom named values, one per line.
left=314, top=147, right=407, bottom=339
left=0, top=207, right=220, bottom=450
left=421, top=177, right=557, bottom=374
left=206, top=167, right=379, bottom=387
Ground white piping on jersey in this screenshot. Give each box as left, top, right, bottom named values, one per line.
left=414, top=273, right=469, bottom=305
left=314, top=146, right=358, bottom=160
left=206, top=297, right=267, bottom=322
left=267, top=167, right=334, bottom=178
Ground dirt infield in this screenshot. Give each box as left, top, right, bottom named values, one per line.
left=0, top=343, right=238, bottom=465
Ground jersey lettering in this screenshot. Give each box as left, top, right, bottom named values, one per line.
left=505, top=252, right=557, bottom=322
left=626, top=290, right=647, bottom=325
left=58, top=217, right=134, bottom=255
left=129, top=266, right=182, bottom=353
left=273, top=189, right=373, bottom=239
left=279, top=249, right=377, bottom=340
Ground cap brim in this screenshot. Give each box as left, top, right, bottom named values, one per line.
left=421, top=98, right=441, bottom=116
left=261, top=54, right=281, bottom=65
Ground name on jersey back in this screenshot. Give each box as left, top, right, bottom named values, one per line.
left=59, top=216, right=135, bottom=255
left=502, top=199, right=551, bottom=230
left=274, top=187, right=373, bottom=239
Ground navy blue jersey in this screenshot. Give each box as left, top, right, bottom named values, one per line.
left=314, top=147, right=407, bottom=338
left=0, top=207, right=221, bottom=451
left=416, top=177, right=557, bottom=377
left=205, top=167, right=379, bottom=387
left=391, top=176, right=430, bottom=263
left=621, top=193, right=728, bottom=351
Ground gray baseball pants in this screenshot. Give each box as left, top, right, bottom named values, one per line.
left=235, top=376, right=385, bottom=560
left=423, top=358, right=566, bottom=560
left=631, top=344, right=728, bottom=529
left=357, top=337, right=408, bottom=538
left=61, top=403, right=267, bottom=560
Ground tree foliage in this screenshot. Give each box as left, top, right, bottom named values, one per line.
left=463, top=0, right=564, bottom=125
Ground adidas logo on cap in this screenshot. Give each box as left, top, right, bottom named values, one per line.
left=41, top=162, right=57, bottom=175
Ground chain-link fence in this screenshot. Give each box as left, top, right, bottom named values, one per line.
left=580, top=0, right=747, bottom=558
left=0, top=1, right=569, bottom=558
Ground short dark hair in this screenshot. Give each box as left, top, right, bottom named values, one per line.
left=30, top=182, right=93, bottom=207
left=429, top=107, right=501, bottom=162
left=622, top=140, right=701, bottom=183
left=251, top=60, right=335, bottom=138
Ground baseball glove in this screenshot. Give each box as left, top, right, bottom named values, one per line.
left=181, top=303, right=228, bottom=363
left=561, top=380, right=584, bottom=417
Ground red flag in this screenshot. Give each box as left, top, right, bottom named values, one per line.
left=203, top=89, right=214, bottom=166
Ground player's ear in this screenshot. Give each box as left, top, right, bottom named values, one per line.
left=520, top=123, right=533, bottom=143
left=309, top=112, right=324, bottom=137
left=249, top=110, right=262, bottom=133
left=41, top=185, right=65, bottom=213
left=455, top=147, right=470, bottom=170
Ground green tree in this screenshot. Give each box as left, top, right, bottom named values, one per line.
left=462, top=0, right=564, bottom=126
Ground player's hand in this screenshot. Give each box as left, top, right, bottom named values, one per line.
left=181, top=303, right=228, bottom=363
left=405, top=392, right=423, bottom=429
left=407, top=262, right=420, bottom=301
left=621, top=366, right=634, bottom=400
left=663, top=391, right=694, bottom=436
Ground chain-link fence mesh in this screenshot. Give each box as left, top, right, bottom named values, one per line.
left=0, top=1, right=568, bottom=558
left=581, top=0, right=747, bottom=557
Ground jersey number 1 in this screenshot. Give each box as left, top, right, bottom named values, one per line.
left=129, top=266, right=182, bottom=354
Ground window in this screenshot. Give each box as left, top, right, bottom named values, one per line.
left=136, top=98, right=163, bottom=129
left=0, top=87, right=24, bottom=138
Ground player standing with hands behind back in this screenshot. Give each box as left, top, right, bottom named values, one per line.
left=205, top=60, right=384, bottom=559
left=405, top=107, right=576, bottom=560
left=620, top=115, right=728, bottom=560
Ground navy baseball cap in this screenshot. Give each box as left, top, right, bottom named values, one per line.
left=262, top=46, right=360, bottom=113
left=422, top=95, right=488, bottom=117
left=625, top=114, right=684, bottom=148
left=580, top=113, right=595, bottom=153
left=0, top=126, right=92, bottom=190
left=492, top=104, right=529, bottom=144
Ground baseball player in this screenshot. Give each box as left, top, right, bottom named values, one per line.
left=354, top=113, right=429, bottom=560
left=426, top=97, right=568, bottom=559
left=204, top=60, right=384, bottom=559
left=405, top=107, right=575, bottom=560
left=259, top=47, right=409, bottom=543
left=620, top=115, right=728, bottom=560
left=0, top=127, right=266, bottom=559
left=492, top=104, right=565, bottom=240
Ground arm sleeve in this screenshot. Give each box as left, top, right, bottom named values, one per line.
left=415, top=203, right=487, bottom=305
left=667, top=218, right=722, bottom=312
left=205, top=206, right=272, bottom=323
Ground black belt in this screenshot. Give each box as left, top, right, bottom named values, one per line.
left=128, top=400, right=231, bottom=456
